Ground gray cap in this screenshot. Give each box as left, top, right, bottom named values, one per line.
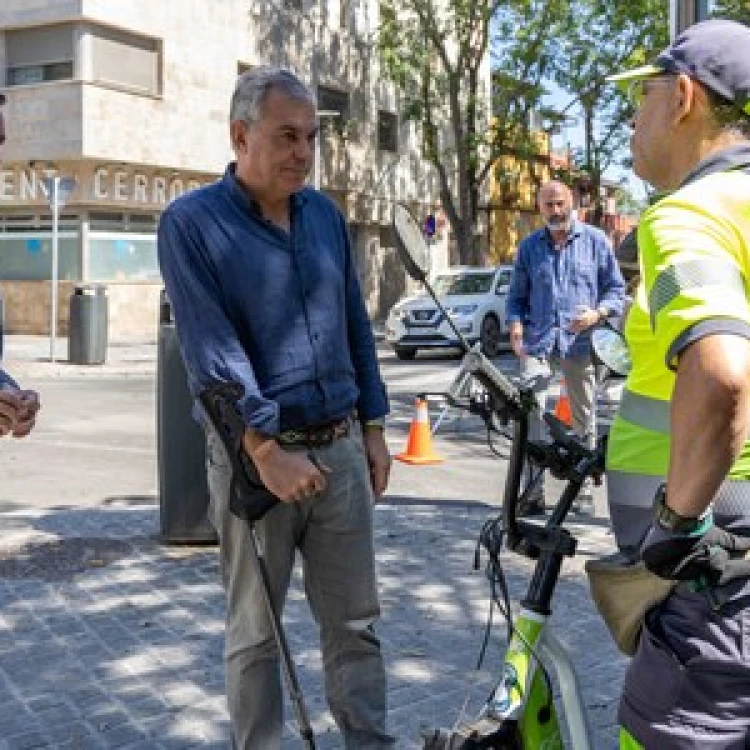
left=608, top=19, right=750, bottom=117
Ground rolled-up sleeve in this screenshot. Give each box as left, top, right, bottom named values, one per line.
left=157, top=207, right=281, bottom=435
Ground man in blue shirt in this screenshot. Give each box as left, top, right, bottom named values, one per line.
left=158, top=67, right=394, bottom=749
left=506, top=180, right=625, bottom=514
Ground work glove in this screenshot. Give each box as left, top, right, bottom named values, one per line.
left=641, top=516, right=750, bottom=586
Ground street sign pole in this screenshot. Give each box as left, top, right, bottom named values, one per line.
left=51, top=177, right=59, bottom=362
left=41, top=175, right=77, bottom=362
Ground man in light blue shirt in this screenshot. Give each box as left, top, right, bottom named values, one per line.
left=506, top=180, right=625, bottom=513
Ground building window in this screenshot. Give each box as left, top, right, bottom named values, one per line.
left=89, top=25, right=162, bottom=96
left=378, top=110, right=398, bottom=153
left=317, top=86, right=349, bottom=120
left=5, top=24, right=75, bottom=88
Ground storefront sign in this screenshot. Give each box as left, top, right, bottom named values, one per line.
left=0, top=164, right=212, bottom=209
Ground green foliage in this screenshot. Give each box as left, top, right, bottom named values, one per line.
left=552, top=0, right=669, bottom=216
left=711, top=0, right=750, bottom=21
left=378, top=0, right=671, bottom=253
left=379, top=0, right=571, bottom=262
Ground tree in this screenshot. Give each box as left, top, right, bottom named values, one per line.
left=711, top=0, right=750, bottom=20
left=552, top=0, right=669, bottom=223
left=379, top=0, right=572, bottom=265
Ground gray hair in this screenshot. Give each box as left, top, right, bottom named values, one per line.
left=230, top=66, right=316, bottom=124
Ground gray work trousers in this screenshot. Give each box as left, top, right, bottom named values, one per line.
left=616, top=480, right=750, bottom=748
left=206, top=424, right=395, bottom=750
left=619, top=579, right=750, bottom=748
left=519, top=353, right=597, bottom=494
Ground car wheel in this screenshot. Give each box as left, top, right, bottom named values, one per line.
left=480, top=315, right=502, bottom=358
left=395, top=346, right=417, bottom=361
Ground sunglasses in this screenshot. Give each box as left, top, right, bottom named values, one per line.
left=627, top=76, right=675, bottom=108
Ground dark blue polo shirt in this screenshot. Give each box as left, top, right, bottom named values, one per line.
left=157, top=164, right=388, bottom=434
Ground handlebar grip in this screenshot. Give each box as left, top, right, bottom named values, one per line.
left=461, top=349, right=526, bottom=414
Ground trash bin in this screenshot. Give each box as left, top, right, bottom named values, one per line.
left=157, top=289, right=217, bottom=544
left=68, top=284, right=108, bottom=365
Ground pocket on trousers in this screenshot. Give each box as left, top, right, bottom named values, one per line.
left=622, top=614, right=683, bottom=717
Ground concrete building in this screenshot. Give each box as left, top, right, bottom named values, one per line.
left=0, top=0, right=448, bottom=341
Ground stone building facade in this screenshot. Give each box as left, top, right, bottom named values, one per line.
left=0, top=0, right=448, bottom=340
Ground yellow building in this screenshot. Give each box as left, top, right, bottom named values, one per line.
left=486, top=130, right=553, bottom=263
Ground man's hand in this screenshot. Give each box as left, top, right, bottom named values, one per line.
left=569, top=305, right=601, bottom=334
left=12, top=390, right=40, bottom=438
left=641, top=517, right=750, bottom=585
left=242, top=432, right=330, bottom=503
left=509, top=322, right=525, bottom=358
left=0, top=389, right=23, bottom=437
left=363, top=425, right=391, bottom=498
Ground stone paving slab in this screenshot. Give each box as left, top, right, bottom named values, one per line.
left=0, top=501, right=626, bottom=749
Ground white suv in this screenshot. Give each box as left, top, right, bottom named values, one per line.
left=386, top=265, right=513, bottom=360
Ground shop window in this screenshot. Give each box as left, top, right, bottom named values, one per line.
left=378, top=110, right=398, bottom=153
left=88, top=232, right=159, bottom=282
left=0, top=233, right=79, bottom=281
left=89, top=25, right=162, bottom=96
left=5, top=24, right=75, bottom=87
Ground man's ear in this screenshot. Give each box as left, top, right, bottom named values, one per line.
left=673, top=73, right=695, bottom=124
left=230, top=120, right=248, bottom=154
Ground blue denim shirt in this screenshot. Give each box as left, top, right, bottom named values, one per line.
left=157, top=164, right=388, bottom=435
left=506, top=221, right=625, bottom=358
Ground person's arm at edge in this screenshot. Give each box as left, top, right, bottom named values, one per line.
left=666, top=333, right=750, bottom=518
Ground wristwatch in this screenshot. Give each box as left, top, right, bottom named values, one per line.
left=652, top=483, right=704, bottom=533
left=596, top=305, right=609, bottom=321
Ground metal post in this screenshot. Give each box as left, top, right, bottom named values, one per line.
left=50, top=176, right=59, bottom=362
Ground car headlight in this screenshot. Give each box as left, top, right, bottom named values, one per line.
left=449, top=304, right=478, bottom=317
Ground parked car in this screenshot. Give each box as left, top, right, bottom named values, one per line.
left=386, top=265, right=513, bottom=360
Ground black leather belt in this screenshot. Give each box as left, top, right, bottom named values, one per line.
left=277, top=416, right=352, bottom=448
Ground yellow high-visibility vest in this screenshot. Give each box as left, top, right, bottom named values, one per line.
left=607, top=164, right=750, bottom=479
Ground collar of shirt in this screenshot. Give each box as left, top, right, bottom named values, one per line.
left=542, top=219, right=583, bottom=249
left=224, top=162, right=310, bottom=225
left=679, top=144, right=750, bottom=187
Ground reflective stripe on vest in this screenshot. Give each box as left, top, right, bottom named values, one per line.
left=618, top=389, right=670, bottom=434
left=649, top=256, right=746, bottom=330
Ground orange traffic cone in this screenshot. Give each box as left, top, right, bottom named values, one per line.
left=554, top=379, right=572, bottom=426
left=396, top=398, right=444, bottom=465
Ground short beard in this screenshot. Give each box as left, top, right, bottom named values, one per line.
left=546, top=217, right=571, bottom=232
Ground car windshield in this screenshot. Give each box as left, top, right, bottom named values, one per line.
left=433, top=272, right=496, bottom=296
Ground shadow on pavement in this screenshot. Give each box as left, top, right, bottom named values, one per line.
left=0, top=502, right=625, bottom=749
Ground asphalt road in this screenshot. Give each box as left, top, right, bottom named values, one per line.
left=0, top=344, right=608, bottom=516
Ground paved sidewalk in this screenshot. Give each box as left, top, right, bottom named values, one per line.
left=0, top=500, right=626, bottom=750
left=1, top=336, right=158, bottom=381
left=0, top=335, right=627, bottom=748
